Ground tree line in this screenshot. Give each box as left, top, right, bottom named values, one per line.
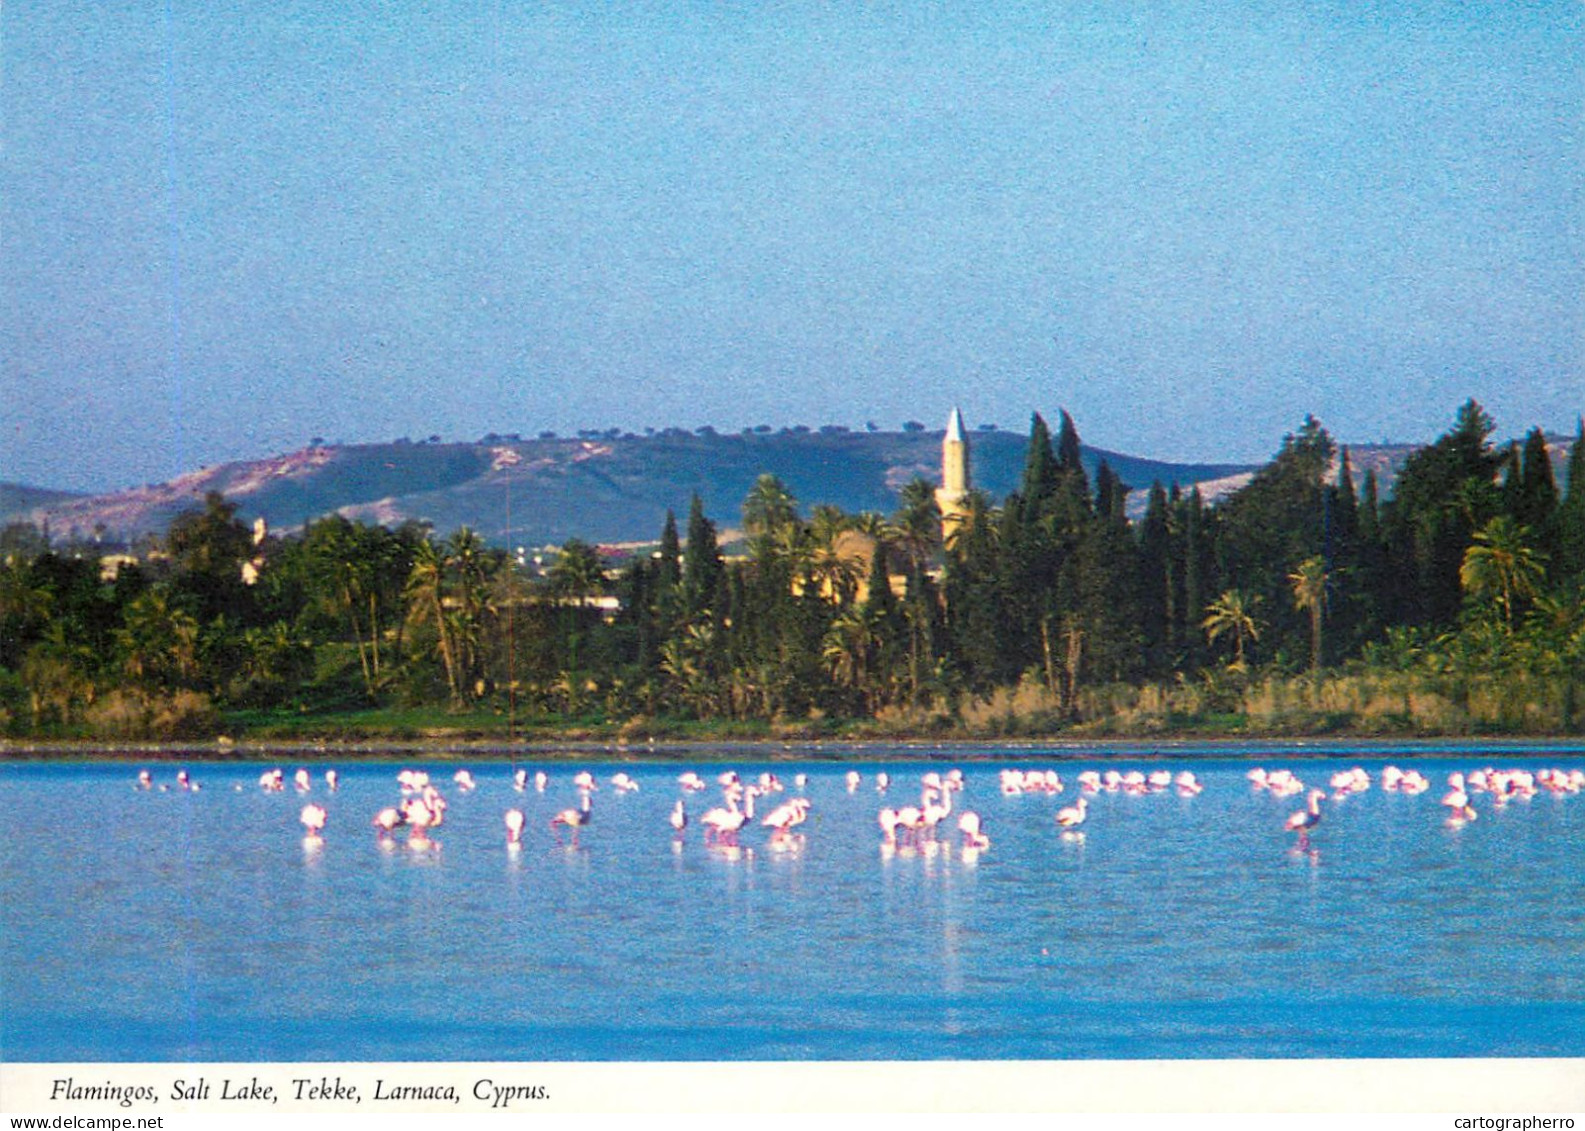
left=2, top=399, right=1581, bottom=738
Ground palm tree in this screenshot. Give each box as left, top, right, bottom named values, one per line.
left=1202, top=589, right=1262, bottom=669
left=549, top=539, right=605, bottom=604
left=405, top=539, right=460, bottom=704
left=822, top=605, right=881, bottom=711
left=117, top=589, right=199, bottom=689
left=1460, top=515, right=1547, bottom=634
left=304, top=518, right=378, bottom=696
left=1288, top=556, right=1329, bottom=672
left=892, top=477, right=942, bottom=575
left=743, top=474, right=799, bottom=540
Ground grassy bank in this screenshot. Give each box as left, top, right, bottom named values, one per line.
left=4, top=665, right=1581, bottom=754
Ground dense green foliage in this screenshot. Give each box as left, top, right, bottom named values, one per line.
left=2, top=401, right=1581, bottom=740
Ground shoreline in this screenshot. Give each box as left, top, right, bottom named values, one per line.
left=5, top=733, right=1584, bottom=763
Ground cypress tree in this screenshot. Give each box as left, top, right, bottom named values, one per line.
left=1138, top=482, right=1171, bottom=674
left=1019, top=413, right=1059, bottom=520
left=1180, top=487, right=1206, bottom=670
left=1055, top=409, right=1085, bottom=477
left=654, top=509, right=682, bottom=632
left=682, top=494, right=723, bottom=620
left=1557, top=419, right=1585, bottom=583
left=657, top=511, right=681, bottom=592
left=1513, top=427, right=1561, bottom=569
left=1382, top=399, right=1504, bottom=628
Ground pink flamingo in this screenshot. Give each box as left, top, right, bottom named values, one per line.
left=1442, top=784, right=1477, bottom=824
left=1285, top=789, right=1326, bottom=849
left=300, top=803, right=327, bottom=840
left=920, top=783, right=953, bottom=840
left=957, top=811, right=989, bottom=849
left=372, top=807, right=403, bottom=837
left=701, top=786, right=756, bottom=845
left=761, top=798, right=810, bottom=838
left=878, top=807, right=903, bottom=845
left=1055, top=797, right=1088, bottom=831
left=504, top=809, right=525, bottom=844
left=550, top=792, right=593, bottom=844
left=670, top=800, right=688, bottom=835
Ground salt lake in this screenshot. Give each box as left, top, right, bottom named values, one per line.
left=2, top=743, right=1581, bottom=1061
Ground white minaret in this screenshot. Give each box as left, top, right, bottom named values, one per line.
left=936, top=408, right=970, bottom=543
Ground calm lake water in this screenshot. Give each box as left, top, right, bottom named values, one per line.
left=3, top=743, right=1583, bottom=1062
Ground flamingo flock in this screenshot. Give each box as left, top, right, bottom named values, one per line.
left=132, top=755, right=1582, bottom=859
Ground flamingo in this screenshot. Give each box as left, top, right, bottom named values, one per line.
left=324, top=770, right=339, bottom=791
left=1442, top=786, right=1477, bottom=823
left=761, top=798, right=810, bottom=838
left=534, top=771, right=548, bottom=792
left=1055, top=797, right=1088, bottom=830
left=677, top=772, right=706, bottom=792
left=372, top=807, right=403, bottom=836
left=403, top=799, right=436, bottom=848
left=573, top=770, right=597, bottom=792
left=670, top=800, right=688, bottom=835
left=876, top=772, right=891, bottom=793
left=504, top=809, right=525, bottom=844
left=877, top=807, right=903, bottom=845
left=513, top=768, right=528, bottom=791
left=300, top=803, right=327, bottom=839
left=1285, top=789, right=1326, bottom=849
left=920, top=784, right=953, bottom=839
left=402, top=797, right=436, bottom=832
left=701, top=786, right=756, bottom=845
left=136, top=770, right=152, bottom=790
left=417, top=786, right=447, bottom=827
left=454, top=770, right=477, bottom=792
left=550, top=792, right=593, bottom=844
left=611, top=772, right=639, bottom=793
left=294, top=768, right=312, bottom=792
left=957, top=811, right=989, bottom=849
left=846, top=771, right=861, bottom=793
left=893, top=803, right=925, bottom=844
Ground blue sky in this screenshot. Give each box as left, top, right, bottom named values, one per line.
left=3, top=2, right=1580, bottom=493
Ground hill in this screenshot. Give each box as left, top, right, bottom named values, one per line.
left=8, top=425, right=1572, bottom=550
left=6, top=427, right=1250, bottom=549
